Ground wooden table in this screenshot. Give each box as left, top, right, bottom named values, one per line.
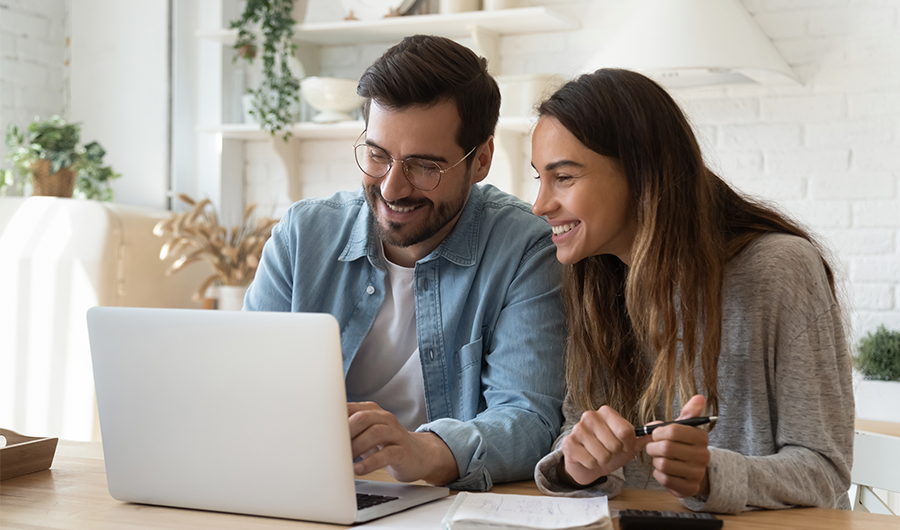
left=2, top=441, right=898, bottom=529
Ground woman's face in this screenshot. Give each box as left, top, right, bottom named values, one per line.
left=531, top=116, right=636, bottom=266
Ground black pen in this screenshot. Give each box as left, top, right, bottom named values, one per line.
left=634, top=416, right=718, bottom=437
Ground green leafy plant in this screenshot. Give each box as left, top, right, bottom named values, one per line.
left=2, top=116, right=120, bottom=201
left=230, top=0, right=301, bottom=138
left=855, top=325, right=900, bottom=382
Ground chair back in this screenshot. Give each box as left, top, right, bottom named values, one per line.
left=851, top=429, right=900, bottom=515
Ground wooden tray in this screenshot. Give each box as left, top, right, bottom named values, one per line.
left=0, top=428, right=59, bottom=481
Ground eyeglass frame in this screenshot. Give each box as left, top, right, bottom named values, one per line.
left=352, top=130, right=478, bottom=191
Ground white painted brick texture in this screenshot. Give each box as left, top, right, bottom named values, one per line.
left=0, top=0, right=67, bottom=182
left=239, top=0, right=900, bottom=340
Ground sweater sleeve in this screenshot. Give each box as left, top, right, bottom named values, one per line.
left=533, top=391, right=625, bottom=498
left=682, top=237, right=854, bottom=514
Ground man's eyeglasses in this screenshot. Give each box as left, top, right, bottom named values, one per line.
left=352, top=131, right=477, bottom=191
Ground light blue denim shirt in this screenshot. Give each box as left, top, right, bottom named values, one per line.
left=244, top=184, right=566, bottom=491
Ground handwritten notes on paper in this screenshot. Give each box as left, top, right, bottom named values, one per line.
left=441, top=492, right=612, bottom=530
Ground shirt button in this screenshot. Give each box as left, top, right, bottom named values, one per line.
left=366, top=285, right=375, bottom=295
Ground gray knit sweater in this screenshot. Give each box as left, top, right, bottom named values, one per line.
left=535, top=233, right=855, bottom=514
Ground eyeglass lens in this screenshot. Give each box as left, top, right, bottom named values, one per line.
left=354, top=144, right=443, bottom=191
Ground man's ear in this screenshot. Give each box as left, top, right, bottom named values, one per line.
left=471, top=136, right=494, bottom=184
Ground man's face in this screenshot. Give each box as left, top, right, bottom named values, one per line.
left=361, top=99, right=488, bottom=266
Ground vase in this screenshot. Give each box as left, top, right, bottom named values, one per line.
left=439, top=0, right=481, bottom=14
left=854, top=373, right=900, bottom=422
left=484, top=0, right=523, bottom=9
left=292, top=0, right=308, bottom=24
left=242, top=94, right=257, bottom=124
left=218, top=285, right=249, bottom=311
left=31, top=160, right=75, bottom=198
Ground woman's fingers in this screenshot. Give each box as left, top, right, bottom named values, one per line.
left=676, top=394, right=706, bottom=421
left=561, top=406, right=643, bottom=485
left=646, top=422, right=711, bottom=498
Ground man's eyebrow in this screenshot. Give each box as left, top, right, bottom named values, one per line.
left=362, top=139, right=448, bottom=164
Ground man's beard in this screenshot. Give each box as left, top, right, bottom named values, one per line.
left=364, top=184, right=469, bottom=249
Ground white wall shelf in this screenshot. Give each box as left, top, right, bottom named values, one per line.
left=198, top=116, right=537, bottom=200
left=198, top=117, right=535, bottom=140
left=199, top=122, right=364, bottom=140
left=197, top=7, right=578, bottom=46
left=196, top=5, right=574, bottom=208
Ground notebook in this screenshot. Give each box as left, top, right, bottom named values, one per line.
left=441, top=492, right=612, bottom=530
left=86, top=307, right=449, bottom=524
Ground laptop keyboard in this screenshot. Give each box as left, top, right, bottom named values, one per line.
left=357, top=493, right=399, bottom=510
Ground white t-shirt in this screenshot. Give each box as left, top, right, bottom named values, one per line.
left=344, top=246, right=427, bottom=431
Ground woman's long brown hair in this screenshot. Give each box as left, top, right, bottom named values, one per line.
left=538, top=69, right=837, bottom=424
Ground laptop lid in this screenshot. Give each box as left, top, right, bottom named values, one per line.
left=87, top=307, right=445, bottom=525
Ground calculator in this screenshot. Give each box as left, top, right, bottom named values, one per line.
left=618, top=509, right=723, bottom=529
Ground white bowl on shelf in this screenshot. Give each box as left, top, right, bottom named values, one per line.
left=300, top=77, right=364, bottom=124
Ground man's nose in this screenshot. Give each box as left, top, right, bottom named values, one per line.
left=380, top=161, right=414, bottom=203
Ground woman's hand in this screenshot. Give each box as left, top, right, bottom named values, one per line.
left=560, top=405, right=650, bottom=486
left=645, top=394, right=712, bottom=498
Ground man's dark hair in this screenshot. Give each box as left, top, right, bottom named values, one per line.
left=357, top=35, right=500, bottom=158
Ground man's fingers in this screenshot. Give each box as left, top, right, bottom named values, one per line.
left=353, top=444, right=404, bottom=476
left=350, top=422, right=389, bottom=460
left=348, top=407, right=397, bottom=439
left=349, top=414, right=407, bottom=457
left=347, top=401, right=381, bottom=416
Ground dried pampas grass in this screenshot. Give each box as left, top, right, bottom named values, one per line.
left=153, top=194, right=278, bottom=302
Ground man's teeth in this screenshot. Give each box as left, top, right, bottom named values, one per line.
left=552, top=222, right=577, bottom=236
left=387, top=203, right=418, bottom=213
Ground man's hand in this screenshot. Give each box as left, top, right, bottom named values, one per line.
left=644, top=394, right=712, bottom=499
left=347, top=402, right=459, bottom=485
left=560, top=405, right=651, bottom=486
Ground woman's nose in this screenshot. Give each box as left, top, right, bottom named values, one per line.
left=532, top=182, right=552, bottom=217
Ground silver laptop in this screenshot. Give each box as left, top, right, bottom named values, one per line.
left=87, top=307, right=449, bottom=524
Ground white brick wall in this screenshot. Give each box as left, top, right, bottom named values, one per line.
left=0, top=0, right=68, bottom=190
left=240, top=0, right=900, bottom=344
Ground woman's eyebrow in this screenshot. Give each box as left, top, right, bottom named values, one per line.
left=543, top=159, right=584, bottom=171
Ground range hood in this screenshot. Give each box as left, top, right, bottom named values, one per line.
left=586, top=0, right=798, bottom=88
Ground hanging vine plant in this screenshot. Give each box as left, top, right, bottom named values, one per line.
left=230, top=0, right=301, bottom=137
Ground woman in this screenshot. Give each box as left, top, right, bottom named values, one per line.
left=531, top=69, right=854, bottom=514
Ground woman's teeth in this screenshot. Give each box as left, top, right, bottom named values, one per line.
left=552, top=222, right=577, bottom=236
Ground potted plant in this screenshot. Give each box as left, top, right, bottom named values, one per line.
left=1, top=116, right=120, bottom=201
left=854, top=325, right=900, bottom=422
left=230, top=0, right=307, bottom=136
left=153, top=194, right=279, bottom=308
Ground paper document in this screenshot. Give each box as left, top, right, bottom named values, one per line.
left=441, top=492, right=612, bottom=530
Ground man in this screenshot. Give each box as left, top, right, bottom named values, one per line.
left=245, top=35, right=565, bottom=491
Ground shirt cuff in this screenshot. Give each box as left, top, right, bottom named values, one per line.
left=417, top=418, right=491, bottom=491
left=680, top=446, right=748, bottom=514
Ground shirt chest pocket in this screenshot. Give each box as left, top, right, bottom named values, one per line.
left=457, top=337, right=483, bottom=373
left=455, top=337, right=484, bottom=418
